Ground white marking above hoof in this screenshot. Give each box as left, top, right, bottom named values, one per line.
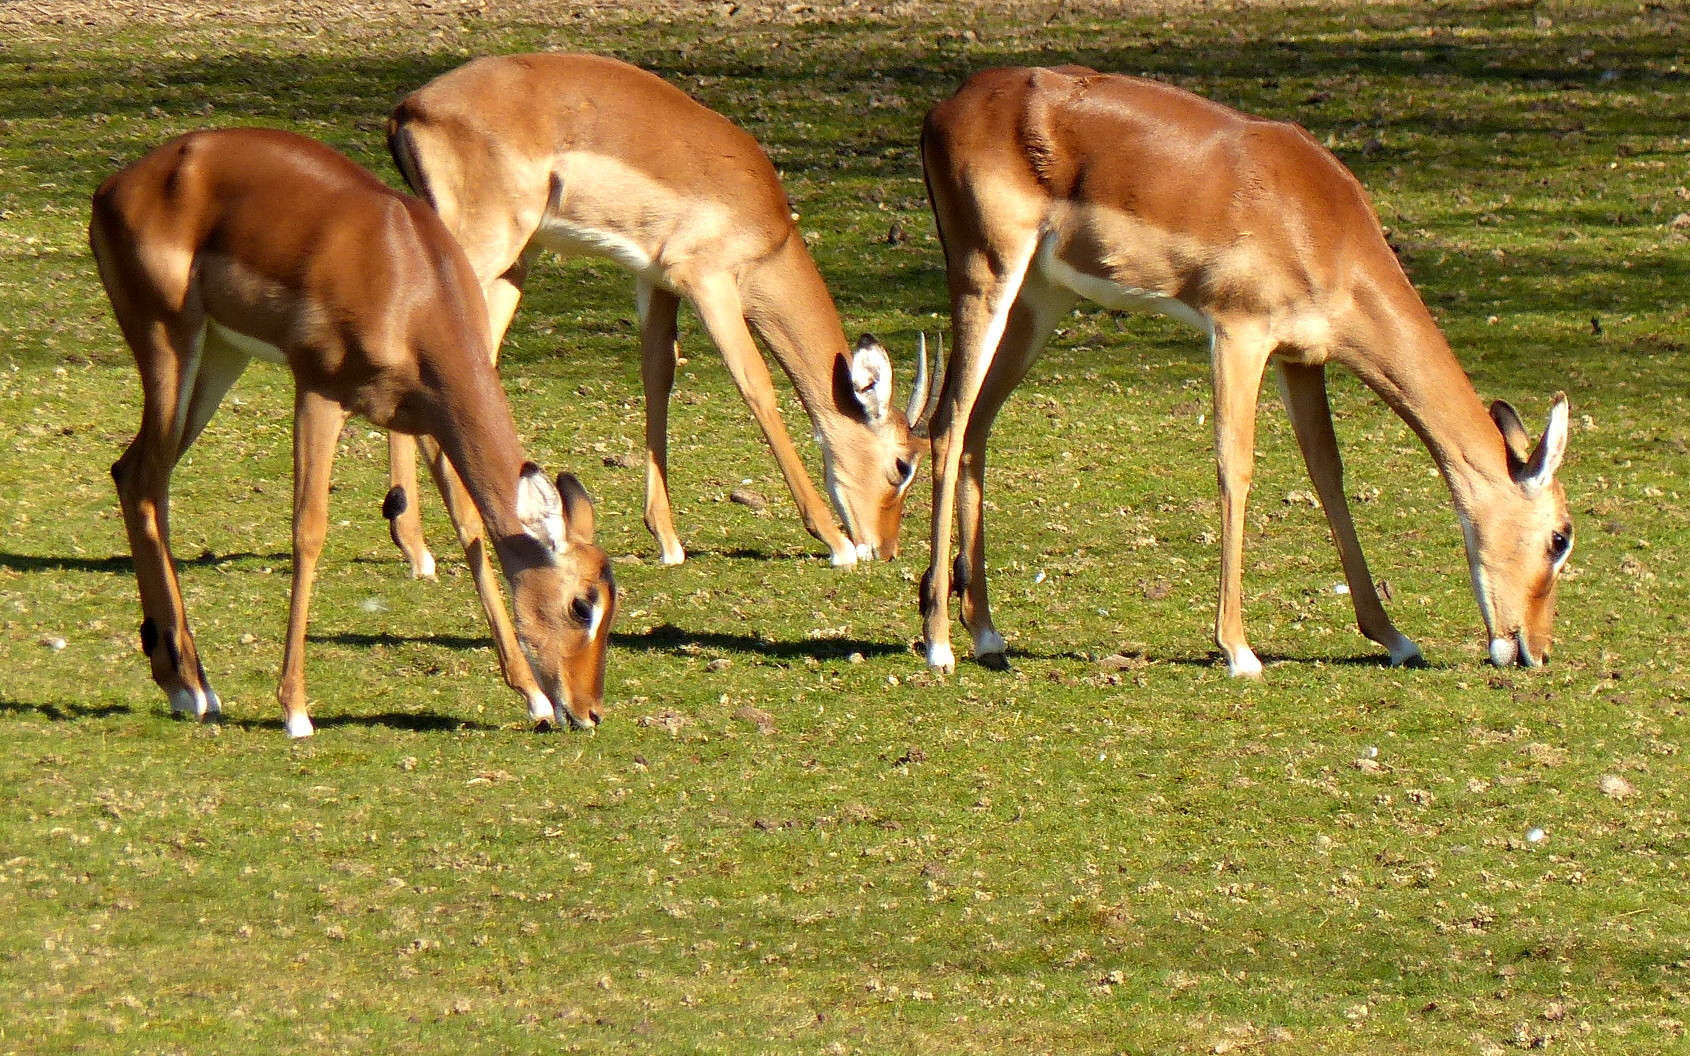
left=285, top=712, right=315, bottom=739
left=411, top=551, right=437, bottom=580
left=526, top=691, right=557, bottom=725
left=972, top=628, right=1007, bottom=658
left=658, top=544, right=686, bottom=566
left=1387, top=636, right=1423, bottom=667
left=168, top=685, right=217, bottom=719
left=1227, top=649, right=1264, bottom=679
left=926, top=640, right=956, bottom=673
left=830, top=546, right=859, bottom=568
left=855, top=542, right=874, bottom=562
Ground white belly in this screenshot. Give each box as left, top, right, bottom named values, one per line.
left=1038, top=235, right=1213, bottom=337
left=537, top=217, right=662, bottom=284
left=207, top=318, right=287, bottom=365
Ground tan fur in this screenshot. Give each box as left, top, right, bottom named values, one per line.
left=383, top=52, right=929, bottom=569
left=918, top=67, right=1572, bottom=674
left=91, top=128, right=615, bottom=735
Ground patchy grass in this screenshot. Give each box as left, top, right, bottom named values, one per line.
left=1, top=1, right=1686, bottom=1053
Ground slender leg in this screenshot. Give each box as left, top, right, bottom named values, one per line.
left=636, top=281, right=686, bottom=565
left=1210, top=325, right=1273, bottom=678
left=921, top=231, right=1043, bottom=672
left=953, top=282, right=1077, bottom=666
left=686, top=275, right=855, bottom=565
left=276, top=389, right=347, bottom=738
left=419, top=436, right=555, bottom=725
left=111, top=317, right=223, bottom=719
left=1276, top=361, right=1422, bottom=665
left=384, top=247, right=531, bottom=580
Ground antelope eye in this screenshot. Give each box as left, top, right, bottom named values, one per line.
left=569, top=596, right=595, bottom=626
left=894, top=457, right=916, bottom=486
left=1550, top=531, right=1572, bottom=560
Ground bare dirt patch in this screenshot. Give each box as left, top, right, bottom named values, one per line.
left=0, top=0, right=1317, bottom=32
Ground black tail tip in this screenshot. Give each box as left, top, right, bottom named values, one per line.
left=381, top=485, right=408, bottom=521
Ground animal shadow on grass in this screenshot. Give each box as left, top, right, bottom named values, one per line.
left=218, top=710, right=501, bottom=735
left=612, top=623, right=908, bottom=664
left=0, top=697, right=134, bottom=722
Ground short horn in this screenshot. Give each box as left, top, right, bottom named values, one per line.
left=905, top=332, right=931, bottom=425
left=914, top=331, right=943, bottom=433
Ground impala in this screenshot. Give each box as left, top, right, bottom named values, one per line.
left=381, top=52, right=932, bottom=572
left=91, top=127, right=616, bottom=738
left=918, top=66, right=1572, bottom=675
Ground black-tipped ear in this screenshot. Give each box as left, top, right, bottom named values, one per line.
left=556, top=472, right=597, bottom=547
left=1489, top=400, right=1532, bottom=474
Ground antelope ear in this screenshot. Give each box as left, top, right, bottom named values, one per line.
left=556, top=472, right=597, bottom=547
left=846, top=334, right=894, bottom=423
left=1519, top=393, right=1569, bottom=492
left=516, top=462, right=568, bottom=556
left=1489, top=400, right=1533, bottom=473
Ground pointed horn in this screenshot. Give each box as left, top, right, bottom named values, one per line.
left=916, top=331, right=943, bottom=432
left=905, top=332, right=931, bottom=425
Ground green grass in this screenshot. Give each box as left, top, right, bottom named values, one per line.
left=1, top=1, right=1687, bottom=1052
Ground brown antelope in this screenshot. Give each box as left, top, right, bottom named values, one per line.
left=918, top=67, right=1572, bottom=675
left=91, top=127, right=616, bottom=738
left=381, top=52, right=933, bottom=573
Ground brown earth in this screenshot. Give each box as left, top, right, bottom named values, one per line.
left=0, top=0, right=1320, bottom=32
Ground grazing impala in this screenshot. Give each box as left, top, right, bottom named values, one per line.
left=91, top=128, right=616, bottom=738
left=918, top=66, right=1572, bottom=675
left=382, top=52, right=932, bottom=572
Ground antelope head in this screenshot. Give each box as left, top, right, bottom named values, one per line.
left=822, top=334, right=940, bottom=562
left=508, top=466, right=617, bottom=727
left=1461, top=394, right=1573, bottom=668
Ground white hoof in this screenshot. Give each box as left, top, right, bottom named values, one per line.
left=411, top=551, right=437, bottom=580
left=830, top=546, right=859, bottom=568
left=168, top=685, right=218, bottom=719
left=1387, top=635, right=1423, bottom=667
left=972, top=629, right=1007, bottom=658
left=1226, top=649, right=1264, bottom=679
left=285, top=712, right=315, bottom=739
left=926, top=640, right=956, bottom=673
left=526, top=691, right=557, bottom=725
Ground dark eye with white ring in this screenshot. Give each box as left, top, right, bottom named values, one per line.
left=894, top=457, right=916, bottom=487
left=1550, top=530, right=1572, bottom=561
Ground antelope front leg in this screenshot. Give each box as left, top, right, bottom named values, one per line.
left=688, top=278, right=856, bottom=565
left=953, top=284, right=1077, bottom=668
left=420, top=438, right=555, bottom=725
left=113, top=433, right=221, bottom=721
left=277, top=390, right=347, bottom=738
left=637, top=282, right=687, bottom=565
left=1277, top=362, right=1422, bottom=666
left=1211, top=331, right=1272, bottom=678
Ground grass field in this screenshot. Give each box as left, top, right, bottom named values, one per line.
left=1, top=1, right=1686, bottom=1052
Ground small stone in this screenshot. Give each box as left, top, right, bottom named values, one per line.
left=728, top=487, right=768, bottom=511
left=1598, top=774, right=1636, bottom=800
